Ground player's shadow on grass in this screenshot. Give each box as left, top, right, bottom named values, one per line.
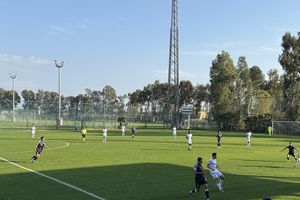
left=1, top=162, right=300, bottom=200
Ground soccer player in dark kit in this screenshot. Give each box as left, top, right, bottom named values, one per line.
left=188, top=157, right=210, bottom=200
left=217, top=130, right=222, bottom=149
left=30, top=136, right=49, bottom=163
left=281, top=142, right=298, bottom=161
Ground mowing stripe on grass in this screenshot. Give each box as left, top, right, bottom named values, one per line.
left=0, top=156, right=106, bottom=200
left=0, top=142, right=70, bottom=155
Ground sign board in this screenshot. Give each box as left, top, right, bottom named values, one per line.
left=182, top=105, right=193, bottom=115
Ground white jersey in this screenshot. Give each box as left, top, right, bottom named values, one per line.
left=32, top=126, right=36, bottom=133
left=186, top=133, right=192, bottom=144
left=207, top=158, right=217, bottom=171
left=103, top=129, right=107, bottom=137
left=246, top=131, right=252, bottom=141
left=172, top=127, right=176, bottom=135
left=208, top=158, right=223, bottom=179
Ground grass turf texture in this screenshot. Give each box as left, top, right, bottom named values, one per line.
left=0, top=128, right=300, bottom=200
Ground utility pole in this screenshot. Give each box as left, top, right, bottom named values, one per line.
left=55, top=60, right=64, bottom=126
left=9, top=73, right=17, bottom=122
left=167, top=0, right=180, bottom=128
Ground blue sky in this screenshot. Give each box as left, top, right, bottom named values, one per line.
left=1, top=0, right=300, bottom=96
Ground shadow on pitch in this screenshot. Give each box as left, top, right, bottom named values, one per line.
left=0, top=162, right=300, bottom=200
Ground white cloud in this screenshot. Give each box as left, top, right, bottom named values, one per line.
left=0, top=53, right=51, bottom=65
left=260, top=46, right=280, bottom=53
left=49, top=25, right=73, bottom=34
left=46, top=20, right=92, bottom=35
left=263, top=25, right=300, bottom=34
left=180, top=50, right=218, bottom=56
left=154, top=69, right=198, bottom=79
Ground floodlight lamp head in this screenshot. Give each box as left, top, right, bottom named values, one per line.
left=9, top=72, right=17, bottom=79
left=54, top=60, right=64, bottom=68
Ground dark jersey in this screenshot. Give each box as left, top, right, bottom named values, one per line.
left=194, top=163, right=205, bottom=179
left=287, top=145, right=296, bottom=154
left=217, top=133, right=222, bottom=141
left=131, top=128, right=136, bottom=135
left=36, top=140, right=45, bottom=152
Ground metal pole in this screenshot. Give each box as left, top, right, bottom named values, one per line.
left=9, top=73, right=17, bottom=122
left=12, top=77, right=15, bottom=122
left=55, top=60, right=64, bottom=126
left=58, top=67, right=61, bottom=123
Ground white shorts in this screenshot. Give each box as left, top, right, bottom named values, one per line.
left=103, top=134, right=107, bottom=138
left=210, top=169, right=223, bottom=179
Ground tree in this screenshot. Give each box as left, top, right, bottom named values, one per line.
left=235, top=56, right=253, bottom=116
left=250, top=89, right=272, bottom=115
left=193, top=84, right=210, bottom=113
left=21, top=89, right=36, bottom=110
left=179, top=80, right=194, bottom=107
left=278, top=32, right=300, bottom=120
left=264, top=69, right=284, bottom=115
left=210, top=51, right=238, bottom=126
left=0, top=88, right=21, bottom=110
left=250, top=65, right=265, bottom=91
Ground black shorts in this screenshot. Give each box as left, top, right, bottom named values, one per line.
left=195, top=177, right=207, bottom=188
left=82, top=134, right=86, bottom=138
left=288, top=152, right=295, bottom=157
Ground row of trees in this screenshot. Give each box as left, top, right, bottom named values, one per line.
left=0, top=32, right=299, bottom=130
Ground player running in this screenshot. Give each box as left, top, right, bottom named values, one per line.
left=186, top=130, right=192, bottom=151
left=31, top=123, right=36, bottom=139
left=172, top=126, right=177, bottom=139
left=281, top=142, right=298, bottom=161
left=81, top=127, right=87, bottom=143
left=121, top=125, right=126, bottom=136
left=189, top=157, right=210, bottom=200
left=102, top=126, right=107, bottom=143
left=217, top=130, right=222, bottom=149
left=131, top=126, right=136, bottom=138
left=30, top=136, right=48, bottom=163
left=246, top=130, right=252, bottom=148
left=207, top=152, right=225, bottom=192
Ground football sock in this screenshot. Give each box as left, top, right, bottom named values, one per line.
left=219, top=180, right=223, bottom=187
left=205, top=189, right=209, bottom=198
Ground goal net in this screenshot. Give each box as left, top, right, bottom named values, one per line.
left=272, top=121, right=300, bottom=135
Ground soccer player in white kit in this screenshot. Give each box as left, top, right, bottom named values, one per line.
left=102, top=127, right=108, bottom=143
left=295, top=151, right=300, bottom=168
left=31, top=123, right=36, bottom=139
left=207, top=152, right=225, bottom=192
left=246, top=130, right=252, bottom=148
left=186, top=130, right=192, bottom=151
left=172, top=126, right=177, bottom=139
left=121, top=125, right=125, bottom=136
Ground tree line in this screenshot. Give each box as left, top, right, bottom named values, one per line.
left=0, top=32, right=299, bottom=130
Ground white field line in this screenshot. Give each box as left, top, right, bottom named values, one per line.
left=0, top=142, right=70, bottom=155
left=0, top=155, right=106, bottom=200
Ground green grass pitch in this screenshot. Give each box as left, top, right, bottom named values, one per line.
left=0, top=128, right=300, bottom=200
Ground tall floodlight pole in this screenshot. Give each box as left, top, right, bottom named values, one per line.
left=9, top=73, right=17, bottom=122
left=55, top=60, right=64, bottom=126
left=167, top=0, right=180, bottom=128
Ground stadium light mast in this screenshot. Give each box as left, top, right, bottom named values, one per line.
left=167, top=0, right=180, bottom=128
left=55, top=60, right=64, bottom=126
left=9, top=73, right=17, bottom=122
